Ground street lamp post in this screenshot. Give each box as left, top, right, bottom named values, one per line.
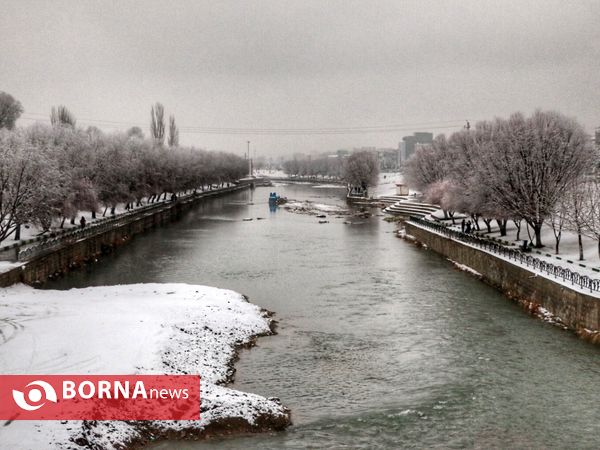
left=247, top=141, right=252, bottom=176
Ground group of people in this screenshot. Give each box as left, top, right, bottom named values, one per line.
left=460, top=218, right=475, bottom=234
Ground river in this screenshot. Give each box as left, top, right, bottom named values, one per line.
left=45, top=182, right=600, bottom=449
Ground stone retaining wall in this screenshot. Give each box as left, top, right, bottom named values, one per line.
left=0, top=185, right=249, bottom=287
left=405, top=222, right=600, bottom=333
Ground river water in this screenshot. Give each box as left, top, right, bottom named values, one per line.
left=46, top=183, right=600, bottom=449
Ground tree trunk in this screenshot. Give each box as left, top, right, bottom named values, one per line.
left=578, top=231, right=584, bottom=261
left=514, top=220, right=521, bottom=241
left=555, top=231, right=561, bottom=254
left=60, top=217, right=66, bottom=228
left=497, top=219, right=507, bottom=236
left=483, top=218, right=492, bottom=233
left=103, top=207, right=108, bottom=217
left=71, top=217, right=76, bottom=225
left=91, top=210, right=96, bottom=219
left=533, top=224, right=543, bottom=248
left=14, top=223, right=20, bottom=241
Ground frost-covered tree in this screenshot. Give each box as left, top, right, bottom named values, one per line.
left=86, top=126, right=103, bottom=140
left=168, top=115, right=179, bottom=147
left=547, top=197, right=568, bottom=255
left=563, top=181, right=588, bottom=260
left=342, top=150, right=379, bottom=197
left=0, top=92, right=23, bottom=130
left=50, top=105, right=76, bottom=128
left=404, top=111, right=592, bottom=245
left=0, top=121, right=258, bottom=243
left=405, top=135, right=451, bottom=192
left=581, top=178, right=600, bottom=259
left=150, top=103, right=165, bottom=145
left=468, top=111, right=592, bottom=247
left=126, top=126, right=144, bottom=139
left=0, top=130, right=59, bottom=240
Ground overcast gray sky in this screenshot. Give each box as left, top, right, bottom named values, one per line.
left=1, top=0, right=599, bottom=157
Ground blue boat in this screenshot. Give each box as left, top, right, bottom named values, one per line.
left=269, top=192, right=280, bottom=203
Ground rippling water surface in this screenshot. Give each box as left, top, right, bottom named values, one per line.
left=46, top=183, right=600, bottom=449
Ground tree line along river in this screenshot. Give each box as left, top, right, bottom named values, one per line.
left=45, top=183, right=600, bottom=449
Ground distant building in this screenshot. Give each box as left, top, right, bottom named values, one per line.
left=398, top=141, right=407, bottom=164
left=399, top=132, right=433, bottom=165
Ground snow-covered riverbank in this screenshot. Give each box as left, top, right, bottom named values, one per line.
left=0, top=283, right=290, bottom=449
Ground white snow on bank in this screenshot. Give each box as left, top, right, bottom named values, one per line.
left=284, top=200, right=348, bottom=214
left=0, top=283, right=288, bottom=449
left=396, top=228, right=416, bottom=241
left=0, top=260, right=24, bottom=272
left=448, top=259, right=482, bottom=277
left=311, top=184, right=346, bottom=189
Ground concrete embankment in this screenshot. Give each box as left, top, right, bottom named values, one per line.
left=0, top=185, right=249, bottom=287
left=405, top=221, right=600, bottom=340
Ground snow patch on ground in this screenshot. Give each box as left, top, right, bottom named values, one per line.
left=0, top=260, right=24, bottom=272
left=0, top=283, right=289, bottom=449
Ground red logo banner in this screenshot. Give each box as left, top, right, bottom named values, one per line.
left=0, top=375, right=200, bottom=420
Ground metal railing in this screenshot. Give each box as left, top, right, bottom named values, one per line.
left=16, top=184, right=245, bottom=262
left=409, top=216, right=600, bottom=293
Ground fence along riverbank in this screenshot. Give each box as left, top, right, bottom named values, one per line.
left=405, top=217, right=600, bottom=341
left=0, top=184, right=251, bottom=287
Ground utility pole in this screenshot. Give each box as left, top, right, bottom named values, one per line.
left=247, top=140, right=252, bottom=176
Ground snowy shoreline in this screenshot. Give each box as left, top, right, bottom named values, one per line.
left=0, top=283, right=291, bottom=449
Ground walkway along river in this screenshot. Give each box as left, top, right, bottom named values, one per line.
left=45, top=183, right=600, bottom=449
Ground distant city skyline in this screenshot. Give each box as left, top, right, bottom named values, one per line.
left=2, top=0, right=599, bottom=156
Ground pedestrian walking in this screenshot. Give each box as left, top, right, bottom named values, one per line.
left=461, top=219, right=466, bottom=233
left=80, top=216, right=86, bottom=229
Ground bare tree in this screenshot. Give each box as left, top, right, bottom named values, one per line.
left=0, top=92, right=23, bottom=130
left=168, top=115, right=179, bottom=147
left=50, top=105, right=76, bottom=128
left=150, top=103, right=165, bottom=145
left=470, top=111, right=592, bottom=247
left=546, top=197, right=568, bottom=254
left=581, top=178, right=600, bottom=259
left=342, top=150, right=379, bottom=197
left=405, top=135, right=451, bottom=192
left=563, top=181, right=588, bottom=260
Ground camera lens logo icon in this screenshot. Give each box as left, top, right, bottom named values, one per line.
left=12, top=380, right=58, bottom=411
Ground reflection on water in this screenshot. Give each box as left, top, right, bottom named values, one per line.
left=45, top=184, right=600, bottom=449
